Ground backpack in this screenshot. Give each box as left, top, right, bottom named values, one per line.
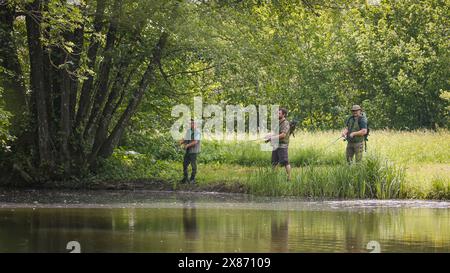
left=346, top=113, right=369, bottom=141
left=289, top=120, right=299, bottom=137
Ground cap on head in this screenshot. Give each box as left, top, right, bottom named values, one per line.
left=351, top=105, right=362, bottom=111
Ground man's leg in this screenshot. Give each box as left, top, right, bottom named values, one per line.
left=280, top=148, right=291, bottom=181
left=190, top=153, right=197, bottom=183
left=355, top=142, right=364, bottom=163
left=285, top=164, right=291, bottom=181
left=182, top=152, right=190, bottom=183
left=346, top=143, right=355, bottom=164
left=272, top=148, right=279, bottom=168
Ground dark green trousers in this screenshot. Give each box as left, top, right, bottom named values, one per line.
left=183, top=152, right=198, bottom=180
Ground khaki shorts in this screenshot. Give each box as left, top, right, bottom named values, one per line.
left=346, top=142, right=364, bottom=163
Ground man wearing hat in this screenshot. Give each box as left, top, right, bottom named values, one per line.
left=341, top=105, right=368, bottom=163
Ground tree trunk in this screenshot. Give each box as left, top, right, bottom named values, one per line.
left=84, top=0, right=122, bottom=142
left=57, top=26, right=85, bottom=167
left=70, top=26, right=84, bottom=123
left=60, top=62, right=71, bottom=163
left=96, top=32, right=169, bottom=160
left=25, top=0, right=53, bottom=166
left=91, top=62, right=130, bottom=157
left=74, top=0, right=107, bottom=132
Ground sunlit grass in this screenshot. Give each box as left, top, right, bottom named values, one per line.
left=403, top=164, right=450, bottom=199
left=200, top=129, right=450, bottom=166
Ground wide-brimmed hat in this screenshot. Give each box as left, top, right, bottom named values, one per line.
left=351, top=105, right=362, bottom=111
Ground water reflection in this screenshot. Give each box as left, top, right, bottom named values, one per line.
left=340, top=211, right=368, bottom=253
left=182, top=202, right=198, bottom=241
left=0, top=206, right=449, bottom=253
left=270, top=213, right=289, bottom=252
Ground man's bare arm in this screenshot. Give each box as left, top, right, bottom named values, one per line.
left=342, top=128, right=349, bottom=137
left=349, top=128, right=367, bottom=138
left=184, top=140, right=198, bottom=149
left=275, top=132, right=286, bottom=140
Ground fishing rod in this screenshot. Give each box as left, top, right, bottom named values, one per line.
left=249, top=137, right=270, bottom=142
left=323, top=136, right=345, bottom=149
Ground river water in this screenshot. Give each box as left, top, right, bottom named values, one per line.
left=0, top=190, right=449, bottom=253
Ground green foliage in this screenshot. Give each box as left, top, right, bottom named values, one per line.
left=0, top=88, right=14, bottom=151
left=121, top=0, right=450, bottom=135
left=123, top=131, right=183, bottom=161
left=164, top=0, right=449, bottom=130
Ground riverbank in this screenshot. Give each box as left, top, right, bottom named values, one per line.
left=15, top=178, right=248, bottom=194
left=1, top=130, right=449, bottom=200
left=2, top=160, right=447, bottom=200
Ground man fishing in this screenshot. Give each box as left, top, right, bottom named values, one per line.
left=179, top=119, right=201, bottom=184
left=341, top=105, right=368, bottom=163
left=266, top=108, right=292, bottom=181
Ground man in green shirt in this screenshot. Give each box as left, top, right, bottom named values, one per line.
left=179, top=119, right=201, bottom=184
left=266, top=108, right=292, bottom=181
left=341, top=105, right=368, bottom=163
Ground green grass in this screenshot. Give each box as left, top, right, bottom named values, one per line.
left=246, top=155, right=405, bottom=199
left=95, top=130, right=449, bottom=200
left=428, top=176, right=450, bottom=199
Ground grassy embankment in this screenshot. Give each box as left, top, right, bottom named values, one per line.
left=92, top=130, right=450, bottom=199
